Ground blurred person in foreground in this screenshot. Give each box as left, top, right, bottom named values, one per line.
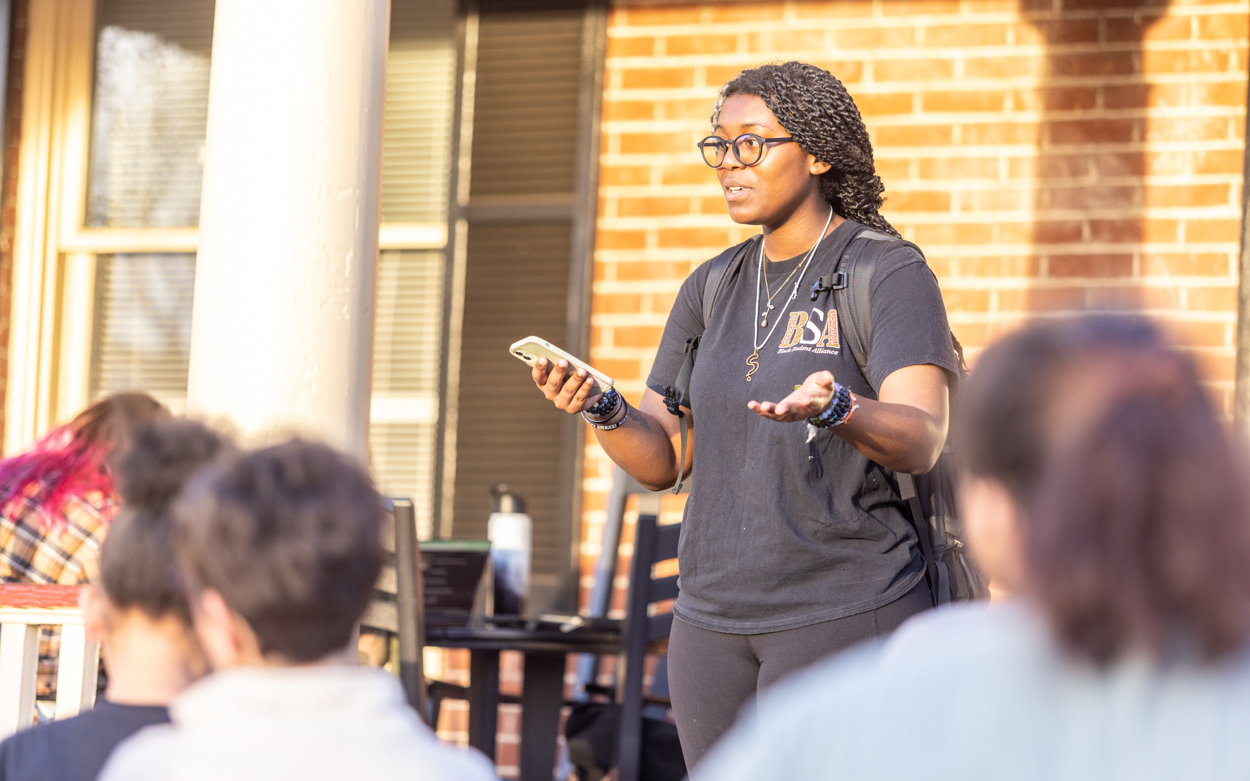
left=0, top=392, right=168, bottom=700
left=99, top=439, right=496, bottom=781
left=0, top=419, right=224, bottom=780
left=0, top=392, right=169, bottom=586
left=692, top=316, right=1250, bottom=781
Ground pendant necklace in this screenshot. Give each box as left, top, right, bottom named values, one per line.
left=760, top=257, right=804, bottom=328
left=746, top=208, right=834, bottom=382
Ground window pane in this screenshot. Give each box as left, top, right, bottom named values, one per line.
left=453, top=222, right=570, bottom=576
left=90, top=253, right=195, bottom=413
left=382, top=0, right=458, bottom=223
left=88, top=250, right=446, bottom=537
left=470, top=3, right=584, bottom=198
left=371, top=250, right=444, bottom=540
left=86, top=0, right=215, bottom=228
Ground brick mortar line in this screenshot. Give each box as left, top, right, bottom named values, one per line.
left=604, top=73, right=1248, bottom=99
left=611, top=8, right=1250, bottom=35
left=603, top=111, right=1246, bottom=133
left=951, top=310, right=1238, bottom=321
left=600, top=119, right=1245, bottom=136
left=590, top=285, right=1239, bottom=300
left=593, top=261, right=1232, bottom=270
left=596, top=244, right=1243, bottom=256
left=607, top=207, right=1244, bottom=218
left=604, top=100, right=1249, bottom=115
left=594, top=258, right=1240, bottom=270
left=595, top=240, right=1245, bottom=252
left=598, top=210, right=1242, bottom=228
left=601, top=175, right=1247, bottom=194
left=871, top=141, right=1249, bottom=155
left=936, top=278, right=1240, bottom=289
left=605, top=32, right=1249, bottom=49
left=606, top=40, right=1249, bottom=62
left=860, top=111, right=1244, bottom=126
left=599, top=151, right=1244, bottom=169
left=601, top=147, right=1249, bottom=166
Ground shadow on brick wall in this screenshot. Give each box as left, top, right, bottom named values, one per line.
left=1022, top=0, right=1171, bottom=318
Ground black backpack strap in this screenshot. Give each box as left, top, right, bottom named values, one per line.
left=664, top=236, right=757, bottom=494
left=831, top=230, right=948, bottom=604
left=702, top=237, right=749, bottom=325
left=896, top=472, right=945, bottom=604
left=829, top=228, right=897, bottom=387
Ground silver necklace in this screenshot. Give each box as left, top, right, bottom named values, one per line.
left=746, top=208, right=834, bottom=381
left=761, top=259, right=803, bottom=321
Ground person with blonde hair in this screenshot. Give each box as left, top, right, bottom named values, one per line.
left=693, top=316, right=1250, bottom=780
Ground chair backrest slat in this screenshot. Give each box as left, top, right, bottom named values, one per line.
left=649, top=575, right=678, bottom=605
left=0, top=623, right=38, bottom=738
left=612, top=481, right=686, bottom=781
left=646, top=612, right=674, bottom=644
left=54, top=624, right=98, bottom=720
left=654, top=523, right=680, bottom=564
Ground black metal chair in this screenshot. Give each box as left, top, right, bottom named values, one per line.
left=616, top=505, right=680, bottom=781
left=572, top=468, right=682, bottom=781
left=360, top=498, right=427, bottom=720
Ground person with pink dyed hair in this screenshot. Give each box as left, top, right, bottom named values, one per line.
left=0, top=392, right=168, bottom=587
left=0, top=392, right=169, bottom=697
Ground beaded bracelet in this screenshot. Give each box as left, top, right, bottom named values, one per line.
left=584, top=388, right=620, bottom=419
left=583, top=400, right=630, bottom=431
left=808, top=383, right=858, bottom=428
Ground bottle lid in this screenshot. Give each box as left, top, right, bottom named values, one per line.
left=490, top=482, right=526, bottom=514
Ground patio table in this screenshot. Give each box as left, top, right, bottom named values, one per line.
left=424, top=623, right=622, bottom=781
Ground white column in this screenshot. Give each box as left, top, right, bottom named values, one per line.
left=187, top=0, right=389, bottom=459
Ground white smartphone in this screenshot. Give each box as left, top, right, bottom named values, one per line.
left=509, top=336, right=614, bottom=396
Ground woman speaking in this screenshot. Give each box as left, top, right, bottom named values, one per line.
left=532, top=62, right=959, bottom=766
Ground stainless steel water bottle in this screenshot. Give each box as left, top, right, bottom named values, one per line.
left=487, top=483, right=531, bottom=618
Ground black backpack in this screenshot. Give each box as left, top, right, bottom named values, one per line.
left=661, top=223, right=988, bottom=605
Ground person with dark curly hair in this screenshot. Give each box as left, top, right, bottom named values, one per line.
left=99, top=439, right=496, bottom=781
left=532, top=61, right=960, bottom=765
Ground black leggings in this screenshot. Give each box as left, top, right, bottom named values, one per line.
left=666, top=580, right=932, bottom=769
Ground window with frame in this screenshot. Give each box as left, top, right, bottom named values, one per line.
left=12, top=0, right=602, bottom=612
left=72, top=0, right=458, bottom=541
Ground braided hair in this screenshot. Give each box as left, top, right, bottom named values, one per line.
left=713, top=62, right=968, bottom=371
left=712, top=61, right=899, bottom=238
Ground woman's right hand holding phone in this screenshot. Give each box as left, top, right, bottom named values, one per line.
left=533, top=357, right=694, bottom=492
left=533, top=358, right=603, bottom=414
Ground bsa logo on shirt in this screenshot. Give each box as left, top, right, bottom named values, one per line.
left=778, top=309, right=840, bottom=355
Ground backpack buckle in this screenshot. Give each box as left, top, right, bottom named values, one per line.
left=809, top=271, right=848, bottom=301
left=663, top=386, right=683, bottom=417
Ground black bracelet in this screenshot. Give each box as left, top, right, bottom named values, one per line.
left=585, top=388, right=620, bottom=419
left=808, top=383, right=857, bottom=428
left=583, top=400, right=629, bottom=430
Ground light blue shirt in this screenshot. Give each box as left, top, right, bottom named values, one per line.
left=693, top=601, right=1250, bottom=781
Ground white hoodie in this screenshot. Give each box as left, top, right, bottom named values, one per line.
left=99, top=665, right=497, bottom=781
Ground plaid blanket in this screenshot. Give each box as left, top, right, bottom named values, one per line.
left=0, top=490, right=115, bottom=697
left=0, top=491, right=114, bottom=586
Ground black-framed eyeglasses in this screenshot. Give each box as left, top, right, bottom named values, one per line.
left=697, top=133, right=797, bottom=168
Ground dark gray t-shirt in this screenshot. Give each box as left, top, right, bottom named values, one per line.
left=646, top=219, right=959, bottom=634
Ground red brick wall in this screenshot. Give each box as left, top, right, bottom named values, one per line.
left=584, top=0, right=1248, bottom=600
